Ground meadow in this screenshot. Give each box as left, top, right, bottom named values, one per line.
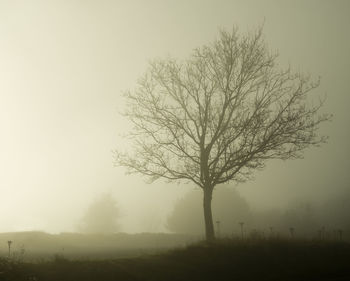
left=0, top=232, right=349, bottom=281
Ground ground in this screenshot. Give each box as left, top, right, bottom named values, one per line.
left=1, top=238, right=349, bottom=281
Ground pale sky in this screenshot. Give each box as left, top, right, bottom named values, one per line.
left=0, top=0, right=349, bottom=233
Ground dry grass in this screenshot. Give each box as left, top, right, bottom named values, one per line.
left=1, top=237, right=349, bottom=281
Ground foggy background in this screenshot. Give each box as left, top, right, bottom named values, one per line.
left=0, top=0, right=349, bottom=234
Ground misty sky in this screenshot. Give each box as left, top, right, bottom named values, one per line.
left=0, top=0, right=349, bottom=233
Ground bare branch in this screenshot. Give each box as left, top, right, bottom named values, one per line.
left=115, top=26, right=331, bottom=191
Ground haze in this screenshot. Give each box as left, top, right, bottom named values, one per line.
left=0, top=0, right=349, bottom=234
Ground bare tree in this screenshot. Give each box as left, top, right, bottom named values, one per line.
left=115, top=27, right=330, bottom=241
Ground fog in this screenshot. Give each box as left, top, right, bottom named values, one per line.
left=0, top=0, right=349, bottom=236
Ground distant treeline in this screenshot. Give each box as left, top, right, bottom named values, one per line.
left=167, top=186, right=350, bottom=241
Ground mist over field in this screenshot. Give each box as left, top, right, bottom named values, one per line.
left=1, top=1, right=350, bottom=280
left=0, top=0, right=349, bottom=246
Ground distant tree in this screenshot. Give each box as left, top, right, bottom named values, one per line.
left=281, top=201, right=319, bottom=236
left=139, top=208, right=163, bottom=233
left=79, top=193, right=120, bottom=234
left=318, top=188, right=350, bottom=238
left=167, top=187, right=252, bottom=235
left=115, top=26, right=331, bottom=241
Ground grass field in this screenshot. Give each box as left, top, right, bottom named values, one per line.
left=1, top=237, right=349, bottom=281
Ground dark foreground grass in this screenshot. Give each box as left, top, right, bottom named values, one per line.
left=1, top=238, right=349, bottom=281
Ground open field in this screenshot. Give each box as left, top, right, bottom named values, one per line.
left=0, top=232, right=200, bottom=261
left=0, top=234, right=349, bottom=281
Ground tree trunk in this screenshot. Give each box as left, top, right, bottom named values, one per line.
left=203, top=187, right=215, bottom=241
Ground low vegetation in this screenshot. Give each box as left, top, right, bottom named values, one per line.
left=1, top=237, right=349, bottom=281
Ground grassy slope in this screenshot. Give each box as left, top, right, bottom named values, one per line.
left=1, top=238, right=350, bottom=281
